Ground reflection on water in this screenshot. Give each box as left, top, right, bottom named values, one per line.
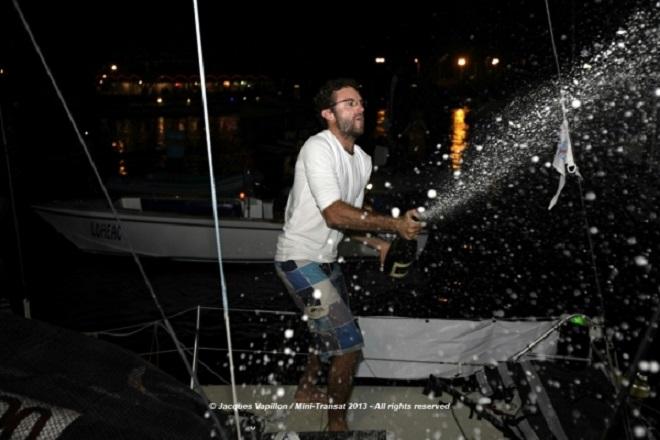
left=118, top=159, right=127, bottom=176
left=106, top=114, right=243, bottom=178
left=450, top=107, right=469, bottom=171
left=374, top=108, right=387, bottom=138
left=103, top=107, right=472, bottom=195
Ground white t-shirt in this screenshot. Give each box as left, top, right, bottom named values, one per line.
left=275, top=130, right=372, bottom=262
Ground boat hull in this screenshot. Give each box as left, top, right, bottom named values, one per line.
left=34, top=202, right=284, bottom=263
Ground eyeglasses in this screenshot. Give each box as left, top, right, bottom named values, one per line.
left=329, top=98, right=366, bottom=109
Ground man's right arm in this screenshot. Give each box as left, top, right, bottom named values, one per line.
left=322, top=200, right=422, bottom=240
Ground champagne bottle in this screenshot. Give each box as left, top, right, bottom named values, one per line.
left=382, top=236, right=418, bottom=278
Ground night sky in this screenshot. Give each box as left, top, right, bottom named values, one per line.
left=1, top=1, right=639, bottom=88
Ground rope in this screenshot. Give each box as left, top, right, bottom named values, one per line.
left=191, top=0, right=241, bottom=437
left=11, top=2, right=226, bottom=437
left=90, top=322, right=158, bottom=338
left=84, top=306, right=210, bottom=335
left=543, top=0, right=612, bottom=343
left=543, top=0, right=564, bottom=88
left=576, top=179, right=609, bottom=323
left=200, top=305, right=298, bottom=316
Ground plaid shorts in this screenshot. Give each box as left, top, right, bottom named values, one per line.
left=274, top=260, right=363, bottom=360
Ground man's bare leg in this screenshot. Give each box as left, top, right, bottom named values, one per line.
left=327, top=350, right=361, bottom=432
left=294, top=353, right=328, bottom=403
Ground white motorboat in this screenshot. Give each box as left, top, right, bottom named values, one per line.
left=32, top=196, right=390, bottom=263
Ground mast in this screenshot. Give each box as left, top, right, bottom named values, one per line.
left=0, top=102, right=30, bottom=318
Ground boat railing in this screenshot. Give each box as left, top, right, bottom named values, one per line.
left=85, top=305, right=302, bottom=387
left=113, top=195, right=274, bottom=219
left=85, top=306, right=589, bottom=391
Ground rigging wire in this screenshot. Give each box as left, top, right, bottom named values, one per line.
left=135, top=345, right=591, bottom=370
left=11, top=1, right=227, bottom=438
left=86, top=304, right=561, bottom=337
left=542, top=0, right=616, bottom=368
left=191, top=0, right=242, bottom=437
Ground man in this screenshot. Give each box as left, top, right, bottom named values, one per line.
left=274, top=78, right=422, bottom=431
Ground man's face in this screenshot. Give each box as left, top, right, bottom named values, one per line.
left=330, top=87, right=365, bottom=138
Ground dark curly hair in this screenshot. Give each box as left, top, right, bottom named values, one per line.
left=313, top=78, right=360, bottom=121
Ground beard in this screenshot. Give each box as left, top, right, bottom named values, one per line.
left=336, top=113, right=364, bottom=139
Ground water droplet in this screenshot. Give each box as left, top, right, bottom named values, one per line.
left=571, top=99, right=581, bottom=108
left=284, top=329, right=294, bottom=339
left=427, top=189, right=438, bottom=199
left=634, top=255, right=648, bottom=266
left=391, top=207, right=401, bottom=218
left=585, top=191, right=596, bottom=201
